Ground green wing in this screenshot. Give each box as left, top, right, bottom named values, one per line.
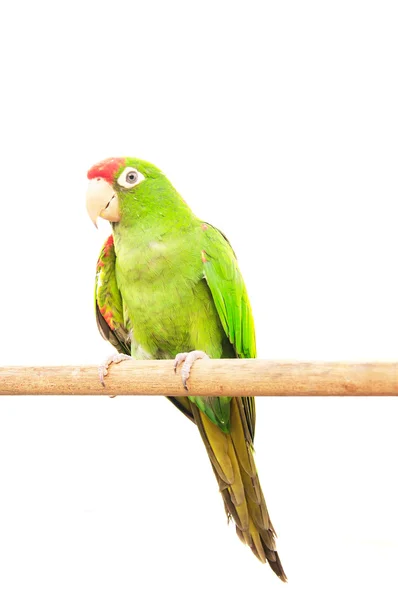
left=202, top=225, right=257, bottom=441
left=95, top=235, right=131, bottom=355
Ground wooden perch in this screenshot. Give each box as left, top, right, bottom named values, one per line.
left=0, top=360, right=397, bottom=396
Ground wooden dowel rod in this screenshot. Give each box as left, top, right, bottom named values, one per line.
left=0, top=360, right=397, bottom=396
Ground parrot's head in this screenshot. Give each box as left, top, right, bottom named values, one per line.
left=86, top=157, right=168, bottom=226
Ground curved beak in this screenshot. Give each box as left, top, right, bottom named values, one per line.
left=86, top=178, right=120, bottom=227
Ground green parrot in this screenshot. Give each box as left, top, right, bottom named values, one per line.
left=86, top=157, right=286, bottom=581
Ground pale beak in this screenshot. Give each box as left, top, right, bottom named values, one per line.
left=86, top=178, right=120, bottom=227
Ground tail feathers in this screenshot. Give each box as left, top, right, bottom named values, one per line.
left=221, top=479, right=287, bottom=582
left=192, top=400, right=287, bottom=582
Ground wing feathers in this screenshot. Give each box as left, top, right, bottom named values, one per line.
left=95, top=235, right=131, bottom=355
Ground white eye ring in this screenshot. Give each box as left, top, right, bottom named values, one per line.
left=117, top=167, right=145, bottom=189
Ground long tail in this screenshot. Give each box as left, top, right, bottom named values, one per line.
left=191, top=398, right=287, bottom=582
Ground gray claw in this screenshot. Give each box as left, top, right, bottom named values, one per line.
left=173, top=350, right=210, bottom=391
left=174, top=352, right=188, bottom=374
left=98, top=353, right=132, bottom=387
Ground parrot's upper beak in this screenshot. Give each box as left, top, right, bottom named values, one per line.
left=86, top=178, right=120, bottom=227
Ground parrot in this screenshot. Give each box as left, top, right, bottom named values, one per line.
left=86, top=156, right=287, bottom=581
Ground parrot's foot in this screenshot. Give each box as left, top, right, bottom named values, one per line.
left=99, top=353, right=132, bottom=386
left=173, top=350, right=210, bottom=391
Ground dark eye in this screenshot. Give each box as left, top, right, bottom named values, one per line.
left=126, top=170, right=138, bottom=183
left=117, top=167, right=144, bottom=188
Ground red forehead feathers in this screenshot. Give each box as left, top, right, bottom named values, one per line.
left=87, top=157, right=126, bottom=183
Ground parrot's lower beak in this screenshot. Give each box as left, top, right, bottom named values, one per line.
left=86, top=178, right=120, bottom=227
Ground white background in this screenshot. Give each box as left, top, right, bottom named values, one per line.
left=1, top=1, right=397, bottom=598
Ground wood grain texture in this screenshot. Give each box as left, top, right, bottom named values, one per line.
left=0, top=360, right=397, bottom=396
